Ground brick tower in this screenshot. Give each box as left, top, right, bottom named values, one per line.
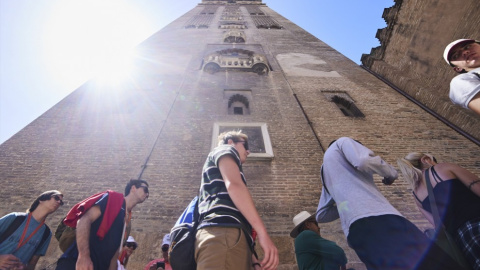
left=0, top=1, right=478, bottom=269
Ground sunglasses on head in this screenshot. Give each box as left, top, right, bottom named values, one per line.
left=126, top=242, right=137, bottom=250
left=53, top=195, right=64, bottom=206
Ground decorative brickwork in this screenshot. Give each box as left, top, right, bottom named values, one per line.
left=251, top=15, right=282, bottom=29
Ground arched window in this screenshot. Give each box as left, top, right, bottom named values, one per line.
left=331, top=96, right=365, bottom=117
left=228, top=94, right=250, bottom=115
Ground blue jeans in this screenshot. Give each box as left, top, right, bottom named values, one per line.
left=347, top=215, right=461, bottom=270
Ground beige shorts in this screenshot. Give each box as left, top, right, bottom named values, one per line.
left=195, top=227, right=252, bottom=270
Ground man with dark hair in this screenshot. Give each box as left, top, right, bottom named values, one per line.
left=195, top=131, right=278, bottom=270
left=56, top=180, right=149, bottom=270
left=0, top=190, right=63, bottom=270
left=316, top=137, right=462, bottom=269
left=444, top=39, right=480, bottom=115
left=290, top=211, right=347, bottom=270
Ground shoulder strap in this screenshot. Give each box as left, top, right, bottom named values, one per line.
left=424, top=168, right=442, bottom=228
left=0, top=213, right=27, bottom=244
left=474, top=72, right=480, bottom=79
left=412, top=191, right=422, bottom=204
left=430, top=167, right=444, bottom=183
left=321, top=166, right=330, bottom=195
left=35, top=224, right=51, bottom=254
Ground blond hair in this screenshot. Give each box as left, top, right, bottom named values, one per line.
left=217, top=130, right=248, bottom=146
left=397, top=152, right=435, bottom=190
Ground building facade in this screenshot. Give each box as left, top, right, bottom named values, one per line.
left=362, top=0, right=480, bottom=144
left=1, top=0, right=478, bottom=269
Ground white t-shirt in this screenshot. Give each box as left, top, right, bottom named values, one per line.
left=449, top=67, right=480, bottom=109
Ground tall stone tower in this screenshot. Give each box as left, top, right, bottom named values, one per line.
left=0, top=1, right=478, bottom=269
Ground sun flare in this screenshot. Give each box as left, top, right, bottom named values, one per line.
left=42, top=0, right=151, bottom=89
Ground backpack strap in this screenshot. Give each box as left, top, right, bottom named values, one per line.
left=473, top=72, right=480, bottom=79
left=35, top=224, right=51, bottom=254
left=321, top=166, right=330, bottom=195
left=0, top=213, right=27, bottom=244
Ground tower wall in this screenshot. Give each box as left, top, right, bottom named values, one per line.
left=362, top=0, right=480, bottom=142
left=1, top=1, right=479, bottom=269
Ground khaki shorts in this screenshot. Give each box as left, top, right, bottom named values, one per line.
left=195, top=227, right=252, bottom=270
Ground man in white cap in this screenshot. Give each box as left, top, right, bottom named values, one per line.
left=443, top=39, right=480, bottom=115
left=161, top=234, right=170, bottom=264
left=143, top=234, right=172, bottom=270
left=290, top=211, right=347, bottom=270
left=118, top=236, right=137, bottom=269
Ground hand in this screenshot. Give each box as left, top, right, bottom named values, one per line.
left=75, top=255, right=94, bottom=270
left=0, top=254, right=22, bottom=270
left=257, top=233, right=278, bottom=270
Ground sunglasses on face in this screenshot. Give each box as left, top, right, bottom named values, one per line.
left=235, top=140, right=249, bottom=151
left=126, top=242, right=137, bottom=250
left=53, top=195, right=64, bottom=206
left=138, top=185, right=149, bottom=194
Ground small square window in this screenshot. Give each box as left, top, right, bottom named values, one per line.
left=212, top=122, right=274, bottom=160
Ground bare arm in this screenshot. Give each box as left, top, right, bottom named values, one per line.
left=76, top=205, right=102, bottom=270
left=25, top=255, right=40, bottom=270
left=436, top=163, right=480, bottom=196
left=218, top=156, right=278, bottom=270
left=467, top=92, right=480, bottom=115
left=108, top=250, right=120, bottom=270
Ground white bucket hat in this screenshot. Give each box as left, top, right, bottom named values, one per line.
left=443, top=39, right=476, bottom=65
left=126, top=235, right=136, bottom=243
left=290, top=211, right=316, bottom=238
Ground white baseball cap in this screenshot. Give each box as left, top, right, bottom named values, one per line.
left=443, top=39, right=475, bottom=65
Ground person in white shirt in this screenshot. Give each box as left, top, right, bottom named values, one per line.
left=444, top=39, right=480, bottom=115
left=316, top=137, right=461, bottom=270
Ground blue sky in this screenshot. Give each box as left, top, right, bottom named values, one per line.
left=0, top=0, right=393, bottom=144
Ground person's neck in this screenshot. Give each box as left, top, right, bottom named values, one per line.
left=124, top=194, right=137, bottom=213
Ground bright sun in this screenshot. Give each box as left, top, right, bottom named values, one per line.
left=43, top=0, right=151, bottom=89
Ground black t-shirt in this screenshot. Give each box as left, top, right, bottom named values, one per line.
left=62, top=193, right=126, bottom=270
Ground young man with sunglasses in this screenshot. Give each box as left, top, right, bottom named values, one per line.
left=444, top=39, right=480, bottom=115
left=195, top=131, right=278, bottom=270
left=117, top=236, right=137, bottom=270
left=56, top=179, right=149, bottom=270
left=0, top=190, right=63, bottom=270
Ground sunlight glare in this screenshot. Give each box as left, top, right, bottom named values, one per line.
left=43, top=0, right=151, bottom=91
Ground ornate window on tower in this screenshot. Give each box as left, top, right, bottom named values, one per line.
left=184, top=6, right=218, bottom=28
left=223, top=31, right=246, bottom=43
left=224, top=89, right=251, bottom=115
left=323, top=91, right=365, bottom=118
left=212, top=122, right=274, bottom=160
left=245, top=6, right=265, bottom=15
left=202, top=48, right=269, bottom=75
left=251, top=16, right=282, bottom=29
